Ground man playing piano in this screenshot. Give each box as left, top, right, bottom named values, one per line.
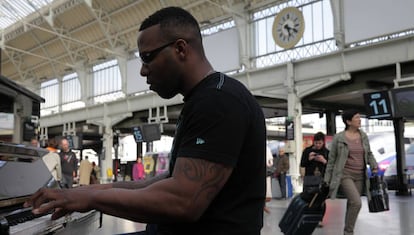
left=24, top=6, right=266, bottom=235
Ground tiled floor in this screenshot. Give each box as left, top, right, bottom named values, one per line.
left=92, top=191, right=414, bottom=235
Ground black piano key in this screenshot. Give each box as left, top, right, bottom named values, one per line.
left=0, top=216, right=10, bottom=234
left=4, top=207, right=47, bottom=228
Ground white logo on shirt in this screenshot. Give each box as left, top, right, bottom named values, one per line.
left=196, top=138, right=205, bottom=145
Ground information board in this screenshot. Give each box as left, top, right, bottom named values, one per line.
left=132, top=124, right=161, bottom=142
left=363, top=91, right=393, bottom=119
left=285, top=118, right=294, bottom=140
left=133, top=126, right=144, bottom=143
left=391, top=87, right=414, bottom=118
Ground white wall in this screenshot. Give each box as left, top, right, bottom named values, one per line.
left=343, top=0, right=414, bottom=44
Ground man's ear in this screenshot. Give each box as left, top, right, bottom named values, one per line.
left=175, top=39, right=189, bottom=59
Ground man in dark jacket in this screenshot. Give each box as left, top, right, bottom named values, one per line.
left=275, top=147, right=290, bottom=199
left=59, top=138, right=78, bottom=188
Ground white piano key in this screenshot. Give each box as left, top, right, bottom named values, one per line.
left=9, top=211, right=99, bottom=235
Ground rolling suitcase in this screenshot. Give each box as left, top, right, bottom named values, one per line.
left=368, top=175, right=390, bottom=212
left=279, top=185, right=328, bottom=235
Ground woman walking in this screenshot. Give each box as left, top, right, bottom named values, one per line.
left=324, top=109, right=378, bottom=235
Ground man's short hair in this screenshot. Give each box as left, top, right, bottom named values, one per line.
left=139, top=7, right=202, bottom=42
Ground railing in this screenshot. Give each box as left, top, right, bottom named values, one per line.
left=252, top=39, right=337, bottom=68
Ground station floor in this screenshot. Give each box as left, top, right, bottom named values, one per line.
left=91, top=191, right=414, bottom=235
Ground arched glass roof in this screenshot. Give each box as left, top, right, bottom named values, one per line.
left=0, top=0, right=54, bottom=30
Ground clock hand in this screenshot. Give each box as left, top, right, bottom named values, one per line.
left=284, top=24, right=292, bottom=37
left=284, top=24, right=292, bottom=31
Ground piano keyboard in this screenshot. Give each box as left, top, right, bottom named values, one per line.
left=5, top=210, right=99, bottom=235
left=3, top=207, right=44, bottom=227
left=0, top=143, right=101, bottom=235
left=9, top=213, right=63, bottom=235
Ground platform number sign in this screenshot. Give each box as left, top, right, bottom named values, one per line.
left=133, top=126, right=144, bottom=142
left=363, top=91, right=393, bottom=119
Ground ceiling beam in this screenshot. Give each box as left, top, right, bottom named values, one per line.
left=83, top=0, right=116, bottom=49
left=23, top=22, right=124, bottom=57
left=28, top=30, right=59, bottom=79
left=3, top=44, right=74, bottom=67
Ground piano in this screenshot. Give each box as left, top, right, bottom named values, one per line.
left=0, top=142, right=100, bottom=235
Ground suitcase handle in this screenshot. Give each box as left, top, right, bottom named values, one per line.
left=308, top=193, right=318, bottom=208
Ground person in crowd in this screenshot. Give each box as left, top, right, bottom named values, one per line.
left=59, top=138, right=78, bottom=188
left=132, top=156, right=145, bottom=181
left=275, top=146, right=289, bottom=199
left=45, top=138, right=59, bottom=153
left=264, top=146, right=274, bottom=213
left=300, top=131, right=329, bottom=227
left=300, top=132, right=329, bottom=181
left=91, top=161, right=100, bottom=184
left=42, top=139, right=62, bottom=185
left=25, top=7, right=266, bottom=235
left=30, top=137, right=40, bottom=147
left=78, top=156, right=93, bottom=186
left=324, top=109, right=378, bottom=235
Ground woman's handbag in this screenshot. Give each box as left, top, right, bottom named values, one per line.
left=368, top=175, right=390, bottom=213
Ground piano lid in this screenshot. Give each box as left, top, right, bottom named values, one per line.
left=0, top=142, right=53, bottom=204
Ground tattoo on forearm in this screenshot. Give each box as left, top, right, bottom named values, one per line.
left=179, top=159, right=228, bottom=202
left=113, top=172, right=168, bottom=189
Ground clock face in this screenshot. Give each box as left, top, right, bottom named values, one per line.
left=272, top=7, right=305, bottom=49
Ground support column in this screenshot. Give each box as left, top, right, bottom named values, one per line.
left=58, top=77, right=63, bottom=113
left=114, top=47, right=128, bottom=95
left=102, top=120, right=114, bottom=183
left=39, top=126, right=48, bottom=147
left=74, top=61, right=89, bottom=105
left=12, top=101, right=22, bottom=143
left=330, top=0, right=345, bottom=49
left=326, top=111, right=337, bottom=136
left=232, top=9, right=250, bottom=70
left=88, top=105, right=132, bottom=183
left=394, top=118, right=409, bottom=196
left=285, top=62, right=303, bottom=194
left=136, top=142, right=143, bottom=157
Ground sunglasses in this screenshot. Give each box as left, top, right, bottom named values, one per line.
left=139, top=41, right=176, bottom=64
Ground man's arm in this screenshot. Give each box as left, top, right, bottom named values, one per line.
left=26, top=157, right=232, bottom=223
left=300, top=148, right=310, bottom=167
left=112, top=171, right=169, bottom=189
left=75, top=171, right=169, bottom=191
left=94, top=157, right=233, bottom=223
left=72, top=153, right=78, bottom=177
